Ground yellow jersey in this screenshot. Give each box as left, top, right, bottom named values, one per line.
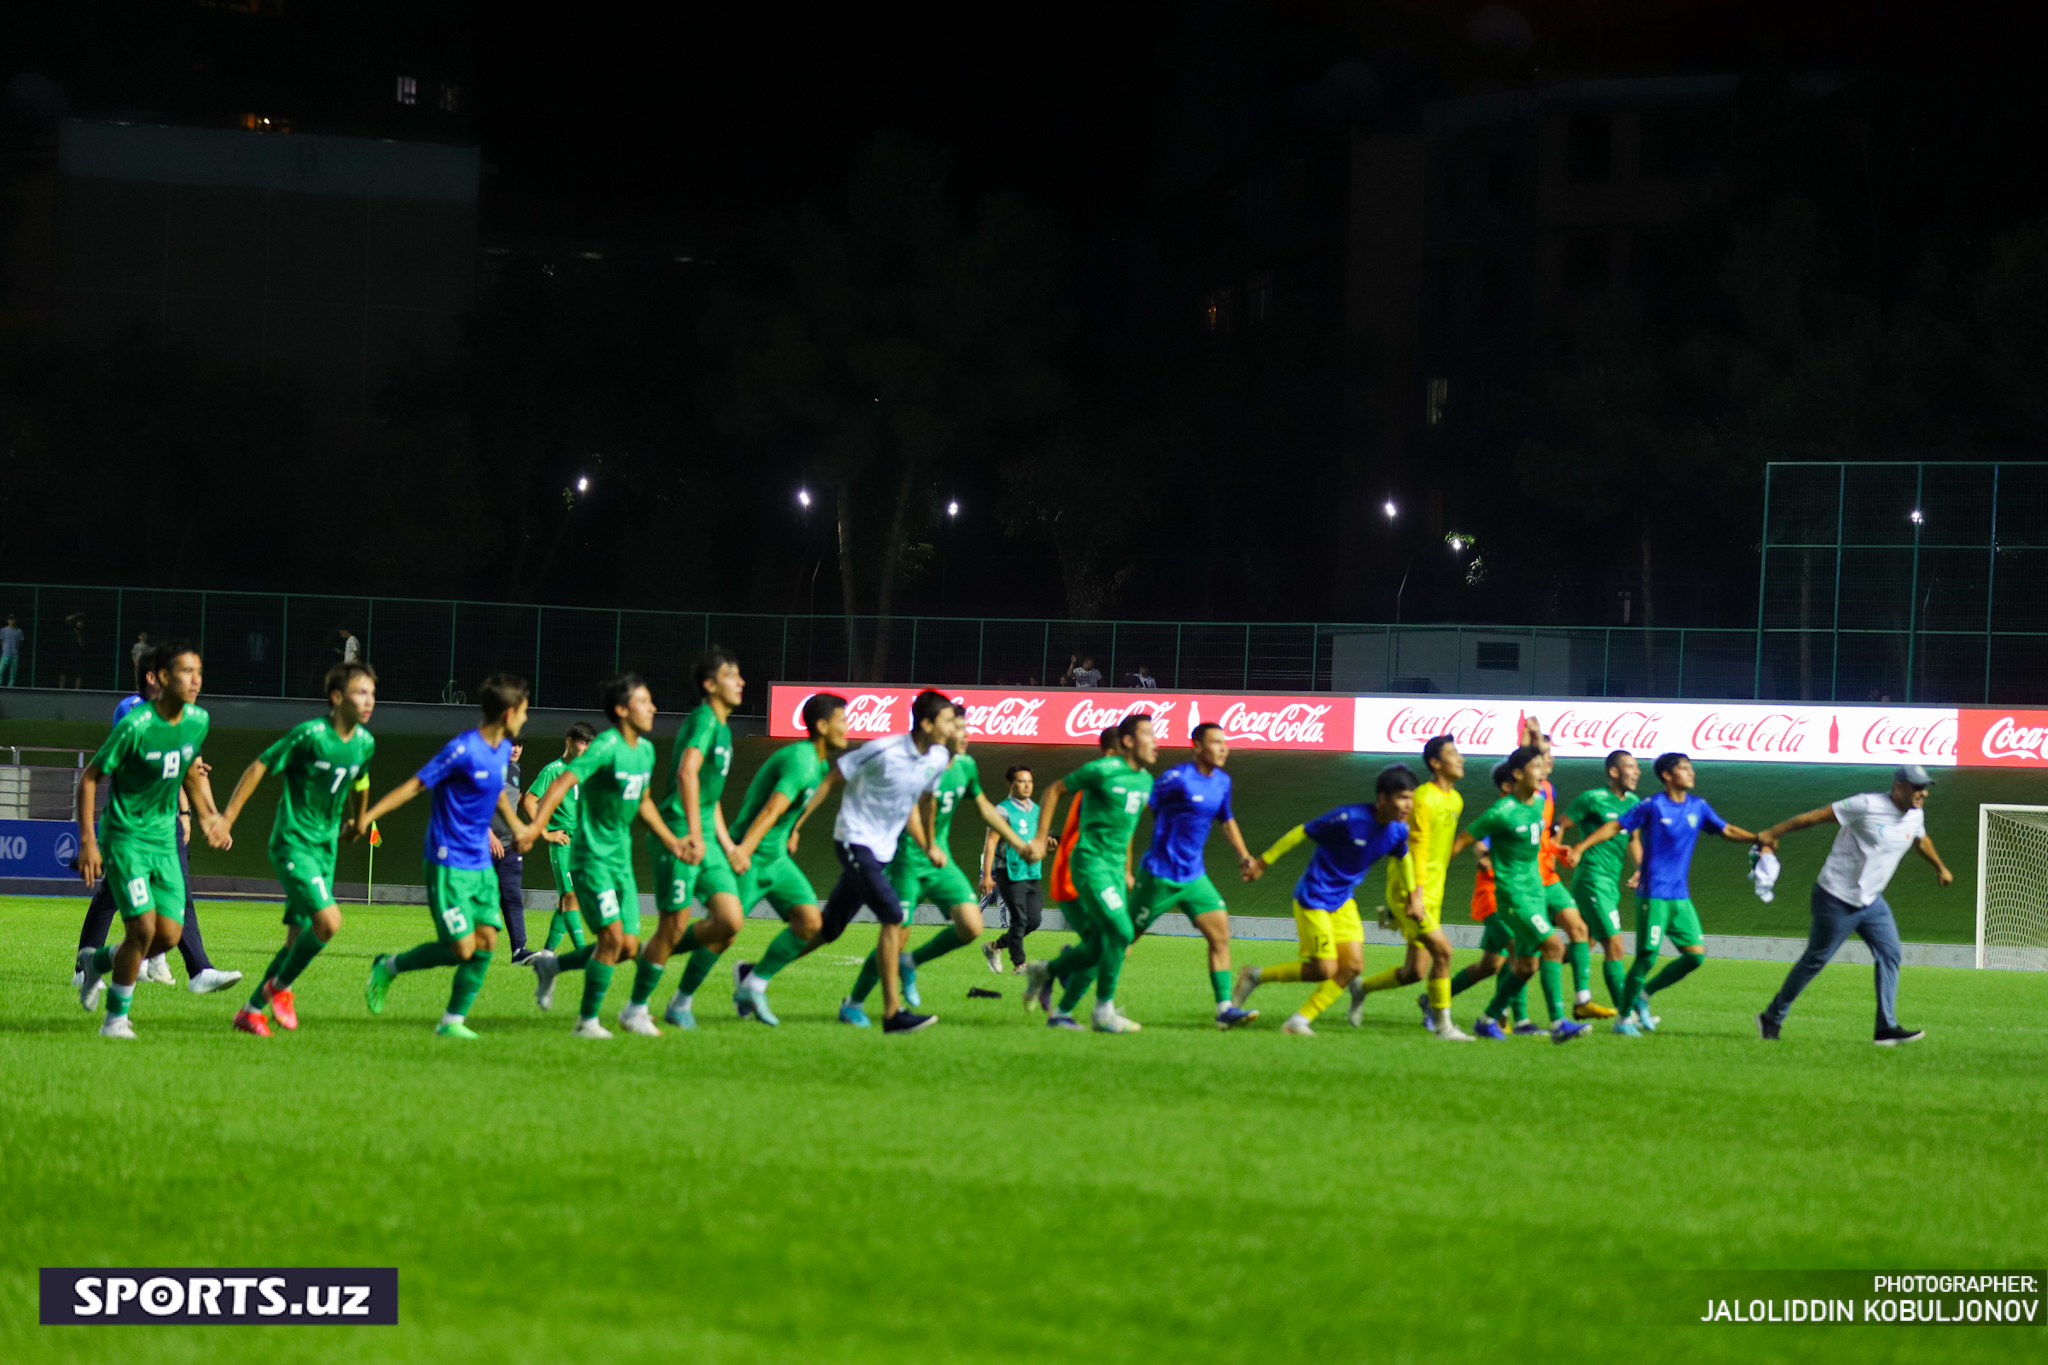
left=1387, top=779, right=1462, bottom=915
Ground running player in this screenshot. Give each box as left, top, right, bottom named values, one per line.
left=1128, top=721, right=1260, bottom=1029
left=73, top=642, right=229, bottom=1038
left=1567, top=751, right=1760, bottom=1036
left=646, top=649, right=747, bottom=1029
left=213, top=661, right=378, bottom=1036
left=522, top=674, right=690, bottom=1037
left=1022, top=712, right=1157, bottom=1033
left=357, top=675, right=536, bottom=1039
left=980, top=764, right=1042, bottom=973
left=1560, top=748, right=1643, bottom=1011
left=1440, top=760, right=1527, bottom=1032
left=834, top=724, right=1029, bottom=1026
left=1347, top=733, right=1472, bottom=1038
left=1231, top=764, right=1424, bottom=1037
left=1449, top=745, right=1592, bottom=1043
left=524, top=722, right=595, bottom=953
left=1519, top=718, right=1616, bottom=1021
left=716, top=692, right=849, bottom=1025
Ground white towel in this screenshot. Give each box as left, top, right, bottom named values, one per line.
left=1749, top=847, right=1781, bottom=904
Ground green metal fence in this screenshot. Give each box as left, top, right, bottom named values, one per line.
left=1756, top=461, right=2048, bottom=704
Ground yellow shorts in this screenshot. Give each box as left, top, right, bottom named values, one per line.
left=1386, top=898, right=1442, bottom=947
left=1293, top=899, right=1365, bottom=961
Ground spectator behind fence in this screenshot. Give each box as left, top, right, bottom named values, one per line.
left=60, top=611, right=88, bottom=689
left=0, top=614, right=21, bottom=686
left=337, top=626, right=361, bottom=665
left=1125, top=665, right=1157, bottom=689
left=130, top=631, right=151, bottom=677
left=1068, top=655, right=1101, bottom=689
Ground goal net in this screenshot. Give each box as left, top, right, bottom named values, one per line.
left=1978, top=805, right=2048, bottom=970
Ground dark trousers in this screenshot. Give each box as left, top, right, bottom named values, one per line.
left=76, top=821, right=214, bottom=973
left=816, top=841, right=905, bottom=946
left=1764, top=883, right=1904, bottom=1031
left=993, top=871, right=1044, bottom=966
left=494, top=848, right=528, bottom=953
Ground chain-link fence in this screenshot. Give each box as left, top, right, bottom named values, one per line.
left=1758, top=461, right=2048, bottom=704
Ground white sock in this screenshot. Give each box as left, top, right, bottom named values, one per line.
left=676, top=993, right=693, bottom=1009
left=743, top=971, right=768, bottom=992
left=1215, top=999, right=1231, bottom=1017
left=1575, top=989, right=1592, bottom=1004
left=1286, top=1012, right=1309, bottom=1027
left=1433, top=1006, right=1453, bottom=1028
left=440, top=1012, right=463, bottom=1026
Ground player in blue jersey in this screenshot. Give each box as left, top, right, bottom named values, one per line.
left=1234, top=765, right=1443, bottom=1037
left=1128, top=722, right=1262, bottom=1028
left=1567, top=751, right=1760, bottom=1036
left=356, top=675, right=538, bottom=1038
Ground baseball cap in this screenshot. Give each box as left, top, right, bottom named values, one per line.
left=1895, top=764, right=1935, bottom=788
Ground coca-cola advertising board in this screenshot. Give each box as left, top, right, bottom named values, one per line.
left=1957, top=710, right=2048, bottom=767
left=1350, top=697, right=1960, bottom=766
left=766, top=685, right=1353, bottom=750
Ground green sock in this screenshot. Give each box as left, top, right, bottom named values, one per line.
left=1510, top=977, right=1530, bottom=1022
left=92, top=944, right=115, bottom=974
left=1567, top=940, right=1591, bottom=995
left=910, top=925, right=967, bottom=966
left=580, top=960, right=615, bottom=1021
left=249, top=942, right=292, bottom=1009
left=1096, top=940, right=1128, bottom=1005
left=555, top=944, right=595, bottom=973
left=677, top=945, right=721, bottom=996
left=850, top=951, right=880, bottom=1004
left=1483, top=967, right=1521, bottom=1021
left=1538, top=958, right=1565, bottom=1025
left=568, top=914, right=588, bottom=948
left=544, top=912, right=568, bottom=952
left=630, top=954, right=663, bottom=1007
left=393, top=941, right=461, bottom=973
left=1051, top=936, right=1103, bottom=1012
left=752, top=928, right=807, bottom=983
left=1210, top=968, right=1231, bottom=1004
left=1620, top=952, right=1657, bottom=1015
left=276, top=930, right=327, bottom=988
left=108, top=982, right=133, bottom=1018
left=1646, top=951, right=1704, bottom=995
left=1448, top=964, right=1482, bottom=996
left=449, top=950, right=491, bottom=1017
left=1603, top=957, right=1628, bottom=1007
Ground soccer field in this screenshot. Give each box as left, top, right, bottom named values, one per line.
left=3, top=894, right=2042, bottom=1364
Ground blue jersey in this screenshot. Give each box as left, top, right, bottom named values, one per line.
left=416, top=728, right=511, bottom=870
left=112, top=693, right=144, bottom=725
left=1294, top=804, right=1408, bottom=911
left=1617, top=791, right=1725, bottom=900
left=1143, top=761, right=1235, bottom=883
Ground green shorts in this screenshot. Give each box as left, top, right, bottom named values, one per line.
left=1478, top=914, right=1514, bottom=956
left=1493, top=883, right=1557, bottom=957
left=425, top=861, right=500, bottom=943
left=1069, top=860, right=1135, bottom=941
left=573, top=859, right=642, bottom=937
left=106, top=842, right=185, bottom=923
left=1637, top=896, right=1703, bottom=954
left=271, top=843, right=339, bottom=926
left=737, top=855, right=819, bottom=921
left=651, top=836, right=737, bottom=914
left=887, top=854, right=977, bottom=914
left=1130, top=867, right=1226, bottom=936
left=545, top=840, right=575, bottom=900
left=1571, top=877, right=1622, bottom=940
left=1543, top=880, right=1576, bottom=916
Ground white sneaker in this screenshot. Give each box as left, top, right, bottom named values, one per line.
left=1022, top=960, right=1051, bottom=1012
left=187, top=967, right=242, bottom=994
left=1435, top=1021, right=1476, bottom=1041
left=76, top=947, right=105, bottom=1012
left=99, top=1015, right=137, bottom=1039
left=981, top=942, right=1003, bottom=973
left=142, top=954, right=174, bottom=985
left=1090, top=1003, right=1141, bottom=1034
left=1281, top=1013, right=1316, bottom=1037
left=619, top=1007, right=661, bottom=1037
left=1231, top=964, right=1262, bottom=1007
left=529, top=951, right=561, bottom=1010
left=1346, top=978, right=1368, bottom=1027
left=571, top=1016, right=613, bottom=1039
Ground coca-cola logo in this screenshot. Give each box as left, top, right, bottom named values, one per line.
left=1547, top=707, right=1667, bottom=753
left=1383, top=705, right=1505, bottom=748
left=951, top=694, right=1046, bottom=739
left=1691, top=711, right=1815, bottom=756
left=840, top=693, right=901, bottom=735
left=1980, top=715, right=2048, bottom=761
left=1217, top=701, right=1331, bottom=745
left=1860, top=715, right=1957, bottom=759
left=1064, top=699, right=1177, bottom=740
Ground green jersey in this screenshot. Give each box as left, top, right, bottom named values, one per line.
left=531, top=758, right=580, bottom=834
left=894, top=753, right=982, bottom=869
left=90, top=701, right=210, bottom=852
left=1565, top=787, right=1640, bottom=891
left=661, top=701, right=733, bottom=832
left=1467, top=793, right=1546, bottom=900
left=257, top=716, right=375, bottom=855
left=1066, top=755, right=1153, bottom=872
left=566, top=726, right=656, bottom=868
left=732, top=740, right=827, bottom=863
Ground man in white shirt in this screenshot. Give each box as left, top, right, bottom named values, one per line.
left=1753, top=765, right=1951, bottom=1045
left=810, top=689, right=959, bottom=1033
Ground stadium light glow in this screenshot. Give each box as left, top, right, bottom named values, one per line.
left=1909, top=509, right=1924, bottom=525
left=1449, top=536, right=1464, bottom=552
left=798, top=488, right=812, bottom=508
left=1383, top=500, right=1397, bottom=520
left=947, top=500, right=959, bottom=517
left=576, top=477, right=590, bottom=493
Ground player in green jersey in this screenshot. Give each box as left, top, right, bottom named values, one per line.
left=1449, top=745, right=1591, bottom=1043
left=74, top=642, right=230, bottom=1038
left=523, top=674, right=690, bottom=1037
left=831, top=722, right=1030, bottom=1027
left=213, top=662, right=379, bottom=1036
left=1022, top=712, right=1158, bottom=1034
left=720, top=693, right=849, bottom=1023
left=1559, top=748, right=1643, bottom=1011
left=524, top=722, right=596, bottom=955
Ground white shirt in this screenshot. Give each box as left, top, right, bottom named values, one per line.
left=342, top=634, right=360, bottom=663
left=1816, top=792, right=1926, bottom=907
left=1072, top=668, right=1101, bottom=689
left=832, top=732, right=952, bottom=862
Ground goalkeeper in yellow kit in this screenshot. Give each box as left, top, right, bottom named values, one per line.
left=1345, top=734, right=1470, bottom=1037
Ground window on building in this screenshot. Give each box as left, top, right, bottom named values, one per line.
left=1475, top=640, right=1521, bottom=671
left=1202, top=288, right=1233, bottom=337
left=1565, top=112, right=1612, bottom=182
left=1482, top=261, right=1508, bottom=318
left=1426, top=377, right=1449, bottom=426
left=239, top=112, right=288, bottom=132
left=396, top=75, right=418, bottom=106
left=1561, top=232, right=1610, bottom=295
left=439, top=84, right=461, bottom=112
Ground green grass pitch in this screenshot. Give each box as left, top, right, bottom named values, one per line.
left=2, top=893, right=2043, bottom=1364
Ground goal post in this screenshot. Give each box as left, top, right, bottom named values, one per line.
left=1978, top=805, right=2048, bottom=970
